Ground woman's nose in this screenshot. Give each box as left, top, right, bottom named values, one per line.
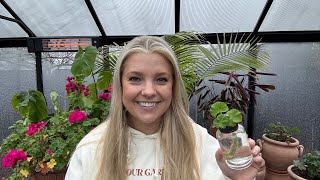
left=141, top=82, right=156, bottom=96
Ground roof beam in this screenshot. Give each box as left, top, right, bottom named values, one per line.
left=202, top=31, right=320, bottom=44
left=2, top=31, right=320, bottom=48
left=0, top=38, right=27, bottom=47
left=0, top=14, right=17, bottom=22
left=1, top=0, right=36, bottom=37
left=175, top=0, right=180, bottom=33
left=253, top=0, right=274, bottom=33
left=84, top=0, right=107, bottom=36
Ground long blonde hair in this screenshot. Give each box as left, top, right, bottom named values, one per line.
left=96, top=36, right=200, bottom=180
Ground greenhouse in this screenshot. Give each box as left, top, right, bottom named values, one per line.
left=1, top=0, right=320, bottom=179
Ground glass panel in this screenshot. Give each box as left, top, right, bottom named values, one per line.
left=5, top=0, right=101, bottom=36
left=91, top=0, right=175, bottom=35
left=0, top=3, right=13, bottom=17
left=42, top=52, right=75, bottom=113
left=181, top=0, right=267, bottom=33
left=0, top=47, right=36, bottom=145
left=0, top=19, right=28, bottom=37
left=254, top=42, right=320, bottom=152
left=260, top=0, right=320, bottom=31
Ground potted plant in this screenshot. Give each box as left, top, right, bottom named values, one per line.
left=0, top=46, right=112, bottom=179
left=257, top=122, right=304, bottom=174
left=210, top=101, right=253, bottom=170
left=288, top=150, right=320, bottom=180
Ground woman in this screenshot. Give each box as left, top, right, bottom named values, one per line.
left=65, top=36, right=264, bottom=180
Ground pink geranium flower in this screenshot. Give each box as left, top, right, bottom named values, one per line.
left=17, top=150, right=27, bottom=161
left=2, top=149, right=27, bottom=168
left=47, top=149, right=54, bottom=155
left=66, top=76, right=73, bottom=82
left=99, top=93, right=111, bottom=100
left=37, top=122, right=47, bottom=131
left=2, top=155, right=15, bottom=168
left=26, top=124, right=39, bottom=136
left=26, top=122, right=47, bottom=136
left=68, top=110, right=88, bottom=123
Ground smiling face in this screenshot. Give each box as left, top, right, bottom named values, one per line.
left=121, top=52, right=173, bottom=134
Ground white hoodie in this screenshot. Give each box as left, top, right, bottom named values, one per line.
left=65, top=121, right=230, bottom=180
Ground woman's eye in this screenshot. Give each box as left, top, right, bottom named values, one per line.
left=157, top=78, right=168, bottom=83
left=129, top=77, right=140, bottom=82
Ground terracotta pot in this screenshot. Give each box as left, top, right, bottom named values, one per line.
left=265, top=168, right=290, bottom=180
left=256, top=159, right=266, bottom=180
left=31, top=170, right=66, bottom=180
left=257, top=134, right=303, bottom=173
left=287, top=165, right=307, bottom=180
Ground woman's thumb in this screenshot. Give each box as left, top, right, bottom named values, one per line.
left=215, top=148, right=224, bottom=162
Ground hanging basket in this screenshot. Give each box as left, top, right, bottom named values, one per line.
left=31, top=170, right=66, bottom=180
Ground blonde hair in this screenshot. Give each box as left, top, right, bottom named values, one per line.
left=96, top=36, right=200, bottom=180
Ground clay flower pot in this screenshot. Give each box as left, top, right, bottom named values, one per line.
left=287, top=165, right=307, bottom=180
left=265, top=168, right=290, bottom=180
left=257, top=134, right=304, bottom=173
left=31, top=170, right=66, bottom=180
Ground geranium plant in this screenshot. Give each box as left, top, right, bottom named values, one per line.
left=292, top=150, right=320, bottom=179
left=210, top=101, right=242, bottom=129
left=0, top=46, right=112, bottom=179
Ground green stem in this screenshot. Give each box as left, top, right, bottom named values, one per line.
left=224, top=133, right=238, bottom=160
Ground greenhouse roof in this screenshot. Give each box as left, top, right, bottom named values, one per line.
left=1, top=0, right=320, bottom=49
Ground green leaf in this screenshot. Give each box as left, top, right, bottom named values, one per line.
left=226, top=109, right=243, bottom=124
left=213, top=114, right=229, bottom=129
left=210, top=101, right=229, bottom=117
left=50, top=91, right=61, bottom=113
left=71, top=46, right=97, bottom=77
left=87, top=83, right=98, bottom=100
left=80, top=96, right=94, bottom=109
left=11, top=90, right=47, bottom=122
left=11, top=91, right=29, bottom=117
left=82, top=120, right=92, bottom=126
left=28, top=90, right=48, bottom=122
left=97, top=70, right=113, bottom=90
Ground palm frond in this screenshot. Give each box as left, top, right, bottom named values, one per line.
left=195, top=33, right=270, bottom=79
left=94, top=45, right=120, bottom=90
left=163, top=32, right=206, bottom=94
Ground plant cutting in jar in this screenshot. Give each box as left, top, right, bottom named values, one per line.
left=210, top=101, right=252, bottom=170
left=210, top=101, right=242, bottom=158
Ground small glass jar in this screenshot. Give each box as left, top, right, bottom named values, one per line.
left=216, top=124, right=253, bottom=170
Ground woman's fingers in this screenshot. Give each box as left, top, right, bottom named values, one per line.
left=252, top=145, right=261, bottom=157
left=252, top=153, right=265, bottom=171
left=248, top=138, right=256, bottom=148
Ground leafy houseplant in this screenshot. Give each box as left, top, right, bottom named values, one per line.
left=288, top=150, right=320, bottom=180
left=210, top=101, right=252, bottom=170
left=257, top=122, right=304, bottom=174
left=0, top=46, right=112, bottom=179
left=264, top=122, right=301, bottom=143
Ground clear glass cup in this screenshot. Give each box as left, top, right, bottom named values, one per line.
left=216, top=124, right=253, bottom=170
